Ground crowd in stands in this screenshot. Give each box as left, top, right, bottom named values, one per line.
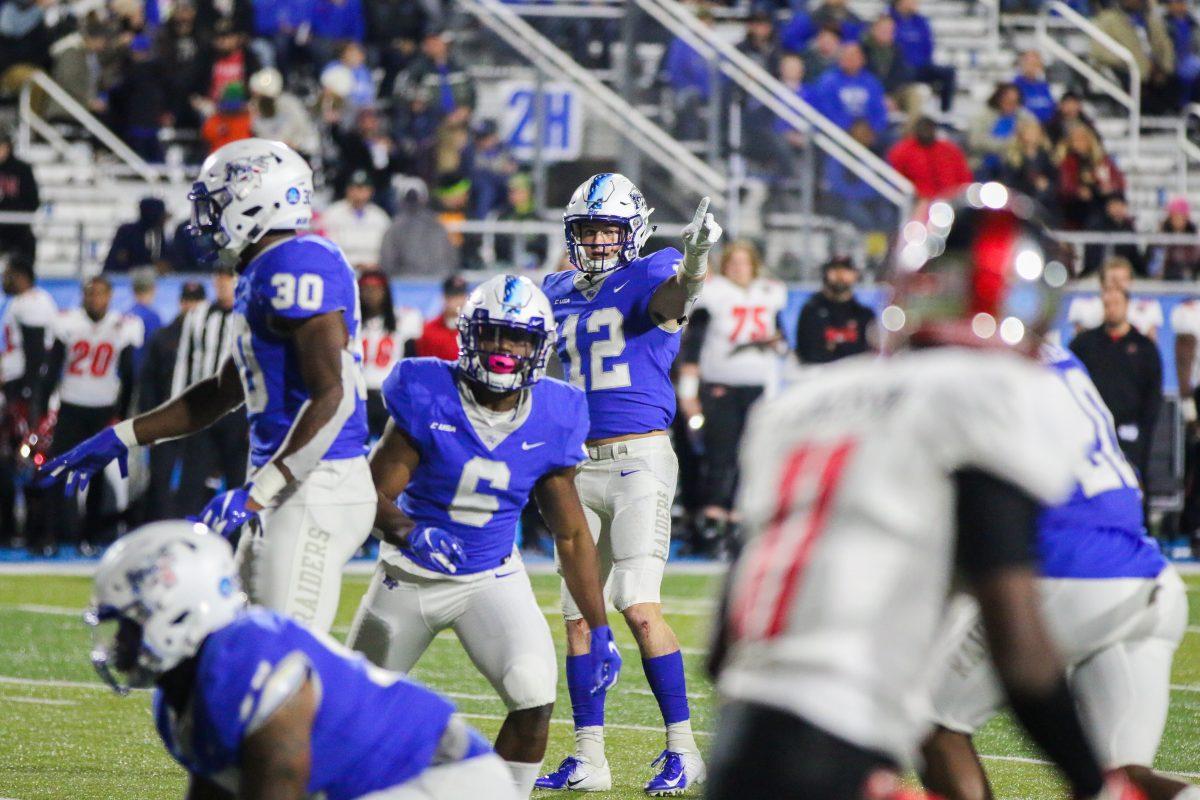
left=661, top=0, right=1200, bottom=276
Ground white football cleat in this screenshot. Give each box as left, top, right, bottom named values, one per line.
left=534, top=755, right=613, bottom=792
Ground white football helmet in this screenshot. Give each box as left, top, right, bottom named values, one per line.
left=85, top=521, right=246, bottom=694
left=564, top=173, right=655, bottom=277
left=188, top=138, right=314, bottom=265
left=457, top=274, right=556, bottom=392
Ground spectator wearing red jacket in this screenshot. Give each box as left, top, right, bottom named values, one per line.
left=885, top=117, right=972, bottom=200
left=414, top=274, right=469, bottom=361
left=1055, top=122, right=1125, bottom=230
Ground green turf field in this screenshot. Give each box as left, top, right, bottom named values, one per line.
left=1, top=569, right=1198, bottom=799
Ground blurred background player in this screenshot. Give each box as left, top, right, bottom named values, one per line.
left=0, top=254, right=55, bottom=548
left=794, top=256, right=878, bottom=365
left=38, top=139, right=374, bottom=633
left=86, top=521, right=518, bottom=800
left=171, top=264, right=248, bottom=515
left=677, top=240, right=788, bottom=557
left=41, top=274, right=143, bottom=555
left=538, top=173, right=721, bottom=795
left=414, top=274, right=469, bottom=361
left=347, top=275, right=620, bottom=799
left=706, top=187, right=1135, bottom=800
left=921, top=343, right=1192, bottom=800
left=1067, top=256, right=1162, bottom=341
left=357, top=268, right=421, bottom=440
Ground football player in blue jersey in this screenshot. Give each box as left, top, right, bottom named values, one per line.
left=38, top=139, right=375, bottom=633
left=921, top=344, right=1193, bottom=800
left=537, top=173, right=721, bottom=795
left=86, top=521, right=517, bottom=800
left=345, top=274, right=621, bottom=800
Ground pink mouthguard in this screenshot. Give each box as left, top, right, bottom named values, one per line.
left=484, top=353, right=520, bottom=374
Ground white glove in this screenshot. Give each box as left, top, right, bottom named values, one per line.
left=681, top=196, right=723, bottom=279
left=1182, top=396, right=1197, bottom=425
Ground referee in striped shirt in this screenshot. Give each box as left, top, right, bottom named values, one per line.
left=171, top=265, right=249, bottom=516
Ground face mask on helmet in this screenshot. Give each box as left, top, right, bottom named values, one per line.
left=566, top=219, right=637, bottom=277
left=84, top=603, right=160, bottom=695
left=187, top=182, right=234, bottom=264
left=458, top=314, right=552, bottom=392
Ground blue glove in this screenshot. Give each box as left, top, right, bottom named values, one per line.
left=193, top=486, right=257, bottom=539
left=589, top=625, right=622, bottom=695
left=36, top=427, right=129, bottom=495
left=405, top=526, right=467, bottom=574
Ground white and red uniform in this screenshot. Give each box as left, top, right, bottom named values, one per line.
left=1068, top=294, right=1162, bottom=338
left=360, top=309, right=424, bottom=392
left=692, top=275, right=788, bottom=388
left=719, top=347, right=1089, bottom=765
left=51, top=309, right=143, bottom=408
left=1, top=286, right=57, bottom=386
left=1171, top=299, right=1200, bottom=390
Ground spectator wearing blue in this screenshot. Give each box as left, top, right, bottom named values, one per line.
left=662, top=6, right=718, bottom=140
left=1164, top=0, right=1200, bottom=104
left=891, top=0, right=957, bottom=113
left=812, top=0, right=865, bottom=43
left=1013, top=50, right=1056, bottom=124
left=812, top=42, right=889, bottom=134
left=127, top=268, right=163, bottom=376
left=250, top=0, right=313, bottom=73
left=779, top=8, right=817, bottom=53
left=320, top=40, right=376, bottom=110
left=822, top=118, right=893, bottom=234
left=310, top=0, right=365, bottom=66
left=468, top=120, right=517, bottom=220
left=967, top=82, right=1035, bottom=174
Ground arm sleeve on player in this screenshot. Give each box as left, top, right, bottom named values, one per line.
left=680, top=308, right=710, bottom=364
left=953, top=468, right=1040, bottom=580
left=263, top=241, right=352, bottom=321
left=18, top=324, right=47, bottom=405
left=551, top=388, right=590, bottom=471
left=43, top=339, right=65, bottom=399
left=116, top=345, right=136, bottom=418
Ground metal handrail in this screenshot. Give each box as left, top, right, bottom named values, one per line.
left=17, top=70, right=161, bottom=185
left=1181, top=105, right=1200, bottom=196
left=1038, top=0, right=1140, bottom=165
left=460, top=0, right=729, bottom=203
left=636, top=0, right=914, bottom=213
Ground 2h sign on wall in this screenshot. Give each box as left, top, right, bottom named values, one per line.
left=500, top=81, right=584, bottom=163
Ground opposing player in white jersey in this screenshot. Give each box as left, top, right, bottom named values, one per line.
left=538, top=174, right=721, bottom=795
left=1, top=256, right=56, bottom=548
left=38, top=138, right=374, bottom=633
left=707, top=186, right=1138, bottom=800
left=347, top=275, right=620, bottom=799
left=357, top=268, right=422, bottom=439
left=922, top=343, right=1193, bottom=800
left=1067, top=255, right=1161, bottom=339
left=42, top=274, right=143, bottom=554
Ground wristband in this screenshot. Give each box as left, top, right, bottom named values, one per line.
left=249, top=462, right=289, bottom=507
left=113, top=419, right=140, bottom=448
left=678, top=374, right=700, bottom=401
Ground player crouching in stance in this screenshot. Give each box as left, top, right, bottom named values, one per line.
left=345, top=274, right=620, bottom=800
left=707, top=186, right=1141, bottom=800
left=921, top=342, right=1195, bottom=800
left=37, top=139, right=375, bottom=633
left=86, top=521, right=517, bottom=800
left=538, top=174, right=720, bottom=796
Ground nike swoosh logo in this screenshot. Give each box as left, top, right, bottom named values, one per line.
left=613, top=281, right=631, bottom=293
left=659, top=775, right=684, bottom=788
left=620, top=469, right=640, bottom=477
left=568, top=778, right=587, bottom=788
left=521, top=441, right=546, bottom=450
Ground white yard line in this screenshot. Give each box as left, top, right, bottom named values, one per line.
left=6, top=696, right=77, bottom=707
left=3, top=603, right=81, bottom=616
